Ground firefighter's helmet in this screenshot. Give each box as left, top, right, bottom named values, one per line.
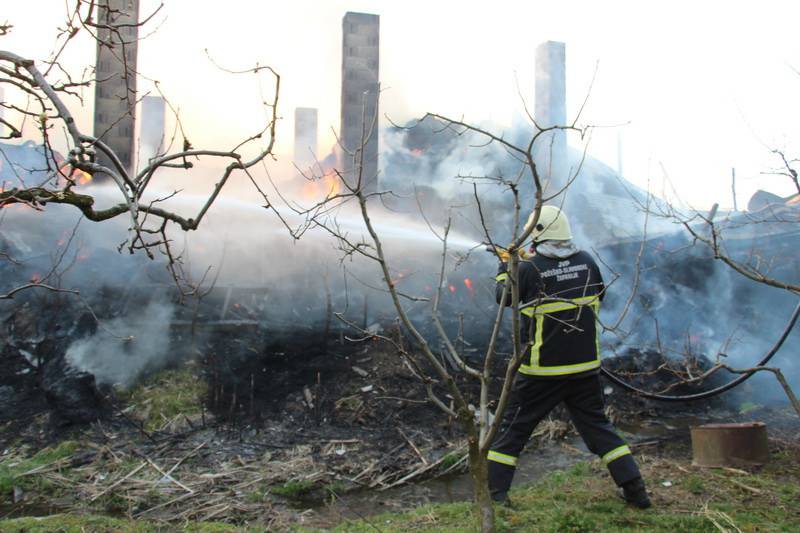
left=526, top=205, right=573, bottom=242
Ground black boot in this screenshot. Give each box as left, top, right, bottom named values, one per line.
left=491, top=491, right=513, bottom=507
left=621, top=477, right=651, bottom=509
left=488, top=461, right=516, bottom=507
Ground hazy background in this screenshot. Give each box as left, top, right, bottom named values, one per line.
left=4, top=0, right=800, bottom=209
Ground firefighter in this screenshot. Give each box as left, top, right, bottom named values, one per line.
left=488, top=205, right=651, bottom=509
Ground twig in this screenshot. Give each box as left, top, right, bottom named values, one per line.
left=162, top=440, right=207, bottom=479
left=143, top=456, right=193, bottom=494
left=133, top=491, right=198, bottom=518
left=375, top=396, right=428, bottom=404
left=399, top=429, right=428, bottom=465
left=89, top=461, right=146, bottom=502
left=376, top=444, right=464, bottom=490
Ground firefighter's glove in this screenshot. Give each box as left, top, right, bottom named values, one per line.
left=493, top=245, right=529, bottom=262
left=495, top=246, right=512, bottom=262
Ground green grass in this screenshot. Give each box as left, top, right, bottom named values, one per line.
left=0, top=440, right=79, bottom=494
left=684, top=474, right=706, bottom=495
left=300, top=449, right=800, bottom=533
left=121, top=364, right=206, bottom=431
left=271, top=479, right=317, bottom=499
left=2, top=448, right=798, bottom=533
left=246, top=488, right=266, bottom=503
left=323, top=480, right=349, bottom=497
left=0, top=514, right=266, bottom=532
left=440, top=450, right=467, bottom=470
left=1, top=433, right=797, bottom=533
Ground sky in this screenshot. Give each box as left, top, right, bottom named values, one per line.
left=4, top=0, right=800, bottom=209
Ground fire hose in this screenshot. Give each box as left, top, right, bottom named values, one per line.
left=600, top=301, right=800, bottom=402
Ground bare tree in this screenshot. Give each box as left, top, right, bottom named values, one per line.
left=290, top=87, right=596, bottom=531
left=0, top=0, right=282, bottom=297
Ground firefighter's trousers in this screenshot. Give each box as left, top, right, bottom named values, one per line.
left=488, top=373, right=641, bottom=499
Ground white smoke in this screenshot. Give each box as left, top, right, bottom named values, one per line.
left=4, top=122, right=797, bottom=403
left=377, top=118, right=800, bottom=401
left=65, top=301, right=175, bottom=387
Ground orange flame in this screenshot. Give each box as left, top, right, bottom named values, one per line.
left=59, top=163, right=92, bottom=186
left=301, top=170, right=341, bottom=201
left=463, top=278, right=474, bottom=296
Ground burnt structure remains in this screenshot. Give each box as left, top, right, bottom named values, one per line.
left=339, top=11, right=380, bottom=193
left=93, top=0, right=139, bottom=175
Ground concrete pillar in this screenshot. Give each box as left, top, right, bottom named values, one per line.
left=93, top=0, right=139, bottom=176
left=340, top=12, right=379, bottom=193
left=140, top=95, right=165, bottom=167
left=534, top=41, right=567, bottom=203
left=294, top=107, right=318, bottom=172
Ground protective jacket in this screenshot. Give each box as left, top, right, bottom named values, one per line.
left=496, top=247, right=605, bottom=378
left=489, top=241, right=643, bottom=503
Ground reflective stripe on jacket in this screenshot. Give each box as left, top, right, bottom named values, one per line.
left=496, top=249, right=605, bottom=378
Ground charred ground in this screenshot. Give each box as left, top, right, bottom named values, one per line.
left=1, top=225, right=798, bottom=529
left=2, top=282, right=795, bottom=530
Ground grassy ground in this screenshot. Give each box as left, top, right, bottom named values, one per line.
left=119, top=364, right=206, bottom=432
left=1, top=361, right=797, bottom=532
left=0, top=441, right=79, bottom=495
left=0, top=515, right=263, bottom=532
left=2, top=440, right=797, bottom=532
left=307, top=441, right=800, bottom=533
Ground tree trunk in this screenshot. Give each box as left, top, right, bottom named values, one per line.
left=468, top=440, right=495, bottom=533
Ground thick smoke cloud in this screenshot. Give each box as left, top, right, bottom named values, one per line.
left=379, top=118, right=800, bottom=402
left=0, top=179, right=495, bottom=387
left=2, top=125, right=798, bottom=405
